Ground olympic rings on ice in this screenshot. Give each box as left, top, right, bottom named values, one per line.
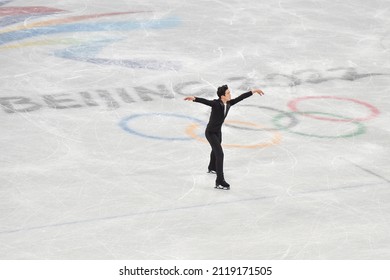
left=224, top=105, right=298, bottom=131
left=288, top=96, right=380, bottom=122
left=119, top=113, right=205, bottom=141
left=272, top=111, right=366, bottom=138
left=119, top=96, right=380, bottom=148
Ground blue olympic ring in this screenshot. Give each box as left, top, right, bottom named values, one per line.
left=119, top=113, right=206, bottom=141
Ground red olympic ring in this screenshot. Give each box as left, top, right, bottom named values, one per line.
left=287, top=96, right=380, bottom=122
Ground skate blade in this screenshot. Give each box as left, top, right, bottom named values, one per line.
left=215, top=185, right=230, bottom=190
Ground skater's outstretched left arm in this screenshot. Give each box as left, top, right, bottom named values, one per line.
left=229, top=88, right=264, bottom=106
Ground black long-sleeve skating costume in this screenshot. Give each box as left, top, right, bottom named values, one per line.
left=193, top=91, right=253, bottom=185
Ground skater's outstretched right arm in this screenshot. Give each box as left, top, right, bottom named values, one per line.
left=184, top=96, right=214, bottom=107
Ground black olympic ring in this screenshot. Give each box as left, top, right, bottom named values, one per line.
left=223, top=105, right=299, bottom=131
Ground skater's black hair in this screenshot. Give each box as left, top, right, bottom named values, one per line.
left=217, top=85, right=228, bottom=98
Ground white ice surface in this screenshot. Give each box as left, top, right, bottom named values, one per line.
left=0, top=0, right=390, bottom=259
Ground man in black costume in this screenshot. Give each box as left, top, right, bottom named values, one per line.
left=184, top=85, right=264, bottom=190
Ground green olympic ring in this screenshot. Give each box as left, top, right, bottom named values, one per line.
left=272, top=111, right=366, bottom=138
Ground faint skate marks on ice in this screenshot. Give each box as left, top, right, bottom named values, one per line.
left=342, top=158, right=390, bottom=183
left=216, top=47, right=223, bottom=59
left=0, top=181, right=388, bottom=235
left=200, top=78, right=217, bottom=90
left=278, top=0, right=307, bottom=31
left=178, top=175, right=197, bottom=200
left=380, top=32, right=390, bottom=51
left=54, top=37, right=181, bottom=71
left=280, top=245, right=292, bottom=259
left=0, top=1, right=13, bottom=6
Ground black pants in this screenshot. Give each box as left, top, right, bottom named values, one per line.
left=205, top=130, right=224, bottom=181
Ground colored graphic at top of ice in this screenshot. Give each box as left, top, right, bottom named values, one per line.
left=0, top=1, right=177, bottom=46
left=0, top=16, right=180, bottom=46
left=0, top=10, right=152, bottom=31
left=0, top=5, right=64, bottom=16
left=0, top=4, right=65, bottom=27
left=0, top=2, right=182, bottom=70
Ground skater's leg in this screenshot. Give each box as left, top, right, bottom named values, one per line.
left=208, top=151, right=216, bottom=172
left=206, top=130, right=217, bottom=172
left=205, top=131, right=225, bottom=181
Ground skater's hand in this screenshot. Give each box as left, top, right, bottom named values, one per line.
left=184, top=96, right=196, bottom=101
left=252, top=89, right=264, bottom=96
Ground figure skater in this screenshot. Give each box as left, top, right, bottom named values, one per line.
left=184, top=85, right=264, bottom=190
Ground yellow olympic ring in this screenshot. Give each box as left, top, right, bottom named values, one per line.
left=185, top=120, right=282, bottom=149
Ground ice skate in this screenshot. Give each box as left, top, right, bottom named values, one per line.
left=215, top=179, right=230, bottom=190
